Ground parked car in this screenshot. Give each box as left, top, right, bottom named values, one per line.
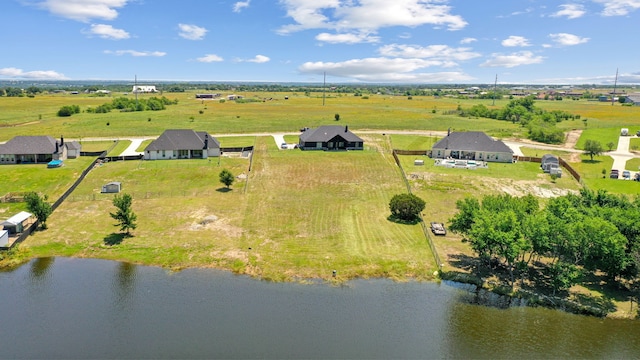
left=430, top=222, right=446, bottom=236
left=623, top=170, right=631, bottom=179
left=634, top=173, right=640, bottom=181
left=610, top=169, right=619, bottom=179
left=281, top=142, right=288, bottom=149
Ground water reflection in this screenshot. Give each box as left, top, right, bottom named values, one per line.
left=30, top=257, right=54, bottom=281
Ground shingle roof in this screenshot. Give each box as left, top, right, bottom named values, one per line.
left=146, top=129, right=220, bottom=151
left=0, top=136, right=59, bottom=155
left=300, top=125, right=363, bottom=143
left=432, top=132, right=513, bottom=154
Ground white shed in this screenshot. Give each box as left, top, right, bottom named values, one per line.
left=0, top=229, right=9, bottom=247
left=102, top=182, right=122, bottom=193
left=1, top=211, right=32, bottom=234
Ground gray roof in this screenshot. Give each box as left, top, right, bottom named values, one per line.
left=300, top=125, right=363, bottom=143
left=65, top=141, right=82, bottom=151
left=541, top=154, right=559, bottom=163
left=1, top=211, right=32, bottom=226
left=432, top=132, right=513, bottom=154
left=0, top=136, right=60, bottom=155
left=146, top=129, right=220, bottom=151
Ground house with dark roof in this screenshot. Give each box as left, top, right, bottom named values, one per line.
left=143, top=129, right=220, bottom=160
left=298, top=125, right=364, bottom=151
left=623, top=93, right=640, bottom=106
left=0, top=136, right=71, bottom=164
left=431, top=131, right=513, bottom=163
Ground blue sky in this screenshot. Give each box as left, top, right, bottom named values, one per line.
left=2, top=0, right=640, bottom=84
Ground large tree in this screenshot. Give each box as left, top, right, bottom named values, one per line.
left=24, top=192, right=52, bottom=229
left=389, top=193, right=426, bottom=222
left=110, top=193, right=137, bottom=235
left=583, top=139, right=604, bottom=161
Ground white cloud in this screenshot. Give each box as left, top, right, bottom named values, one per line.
left=178, top=24, right=208, bottom=40
left=86, top=24, right=130, bottom=39
left=460, top=37, right=477, bottom=44
left=104, top=50, right=166, bottom=57
left=378, top=44, right=480, bottom=62
left=247, top=55, right=270, bottom=63
left=480, top=51, right=544, bottom=68
left=233, top=0, right=250, bottom=12
left=196, top=54, right=224, bottom=63
left=36, top=0, right=128, bottom=22
left=501, top=36, right=531, bottom=47
left=278, top=0, right=467, bottom=34
left=316, top=32, right=380, bottom=44
left=594, top=0, right=640, bottom=16
left=549, top=33, right=590, bottom=46
left=298, top=57, right=474, bottom=82
left=0, top=67, right=67, bottom=80
left=551, top=4, right=586, bottom=19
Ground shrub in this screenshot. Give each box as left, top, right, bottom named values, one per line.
left=389, top=193, right=426, bottom=222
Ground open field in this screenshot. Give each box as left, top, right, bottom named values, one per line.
left=23, top=135, right=436, bottom=281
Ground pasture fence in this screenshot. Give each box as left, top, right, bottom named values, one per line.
left=391, top=149, right=443, bottom=270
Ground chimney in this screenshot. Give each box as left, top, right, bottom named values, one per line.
left=345, top=125, right=348, bottom=133
left=55, top=142, right=59, bottom=153
left=203, top=134, right=209, bottom=149
left=60, top=135, right=64, bottom=146
left=447, top=127, right=451, bottom=136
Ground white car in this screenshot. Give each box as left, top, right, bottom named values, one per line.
left=281, top=142, right=288, bottom=149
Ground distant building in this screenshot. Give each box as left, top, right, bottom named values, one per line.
left=132, top=85, right=157, bottom=93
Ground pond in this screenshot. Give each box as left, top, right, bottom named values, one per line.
left=1, top=257, right=639, bottom=359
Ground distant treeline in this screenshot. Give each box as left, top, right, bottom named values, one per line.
left=0, top=82, right=633, bottom=98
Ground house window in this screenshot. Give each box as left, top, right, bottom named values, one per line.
left=162, top=150, right=166, bottom=158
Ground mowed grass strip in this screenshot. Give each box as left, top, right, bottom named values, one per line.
left=25, top=136, right=435, bottom=281
left=239, top=135, right=435, bottom=281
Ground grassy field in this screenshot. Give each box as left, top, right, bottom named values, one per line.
left=0, top=156, right=96, bottom=216
left=0, top=92, right=527, bottom=141
left=24, top=135, right=436, bottom=281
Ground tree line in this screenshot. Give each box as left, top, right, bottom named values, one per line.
left=457, top=96, right=580, bottom=144
left=449, top=189, right=640, bottom=297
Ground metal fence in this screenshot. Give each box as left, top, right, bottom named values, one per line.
left=391, top=149, right=443, bottom=270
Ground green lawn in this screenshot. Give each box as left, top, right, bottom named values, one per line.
left=106, top=140, right=131, bottom=156
left=0, top=156, right=96, bottom=215
left=25, top=135, right=436, bottom=281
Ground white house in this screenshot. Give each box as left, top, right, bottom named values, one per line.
left=132, top=85, right=157, bottom=93
left=144, top=129, right=221, bottom=160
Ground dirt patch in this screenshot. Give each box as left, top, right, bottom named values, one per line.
left=188, top=209, right=243, bottom=238
left=500, top=180, right=577, bottom=198
left=563, top=129, right=582, bottom=149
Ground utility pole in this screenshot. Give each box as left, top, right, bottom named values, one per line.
left=322, top=72, right=326, bottom=106
left=612, top=68, right=618, bottom=106
left=492, top=74, right=498, bottom=106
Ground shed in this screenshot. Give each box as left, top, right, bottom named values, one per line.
left=102, top=182, right=122, bottom=193
left=540, top=154, right=559, bottom=173
left=1, top=211, right=32, bottom=234
left=0, top=229, right=8, bottom=247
